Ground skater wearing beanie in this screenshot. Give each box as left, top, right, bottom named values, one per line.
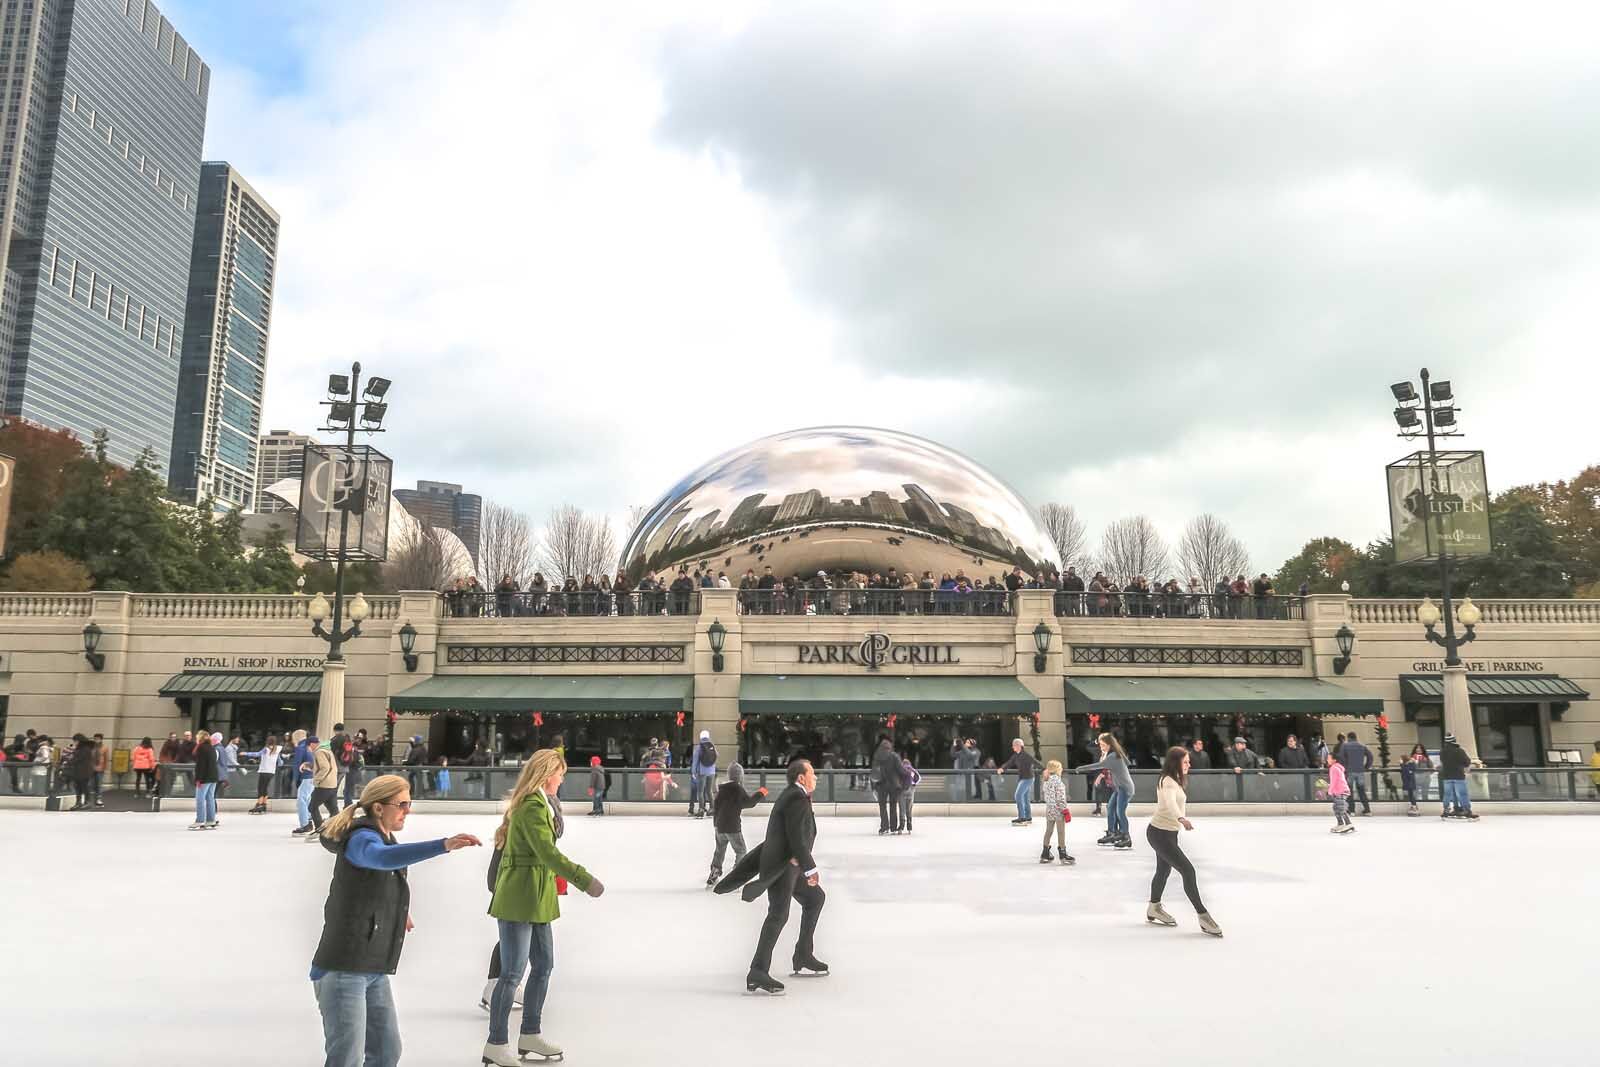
left=690, top=730, right=719, bottom=818
left=484, top=749, right=605, bottom=1066
left=1401, top=744, right=1431, bottom=816
left=1079, top=733, right=1136, bottom=849
left=708, top=762, right=768, bottom=887
left=587, top=755, right=607, bottom=816
left=1439, top=733, right=1479, bottom=820
left=997, top=738, right=1040, bottom=824
left=311, top=774, right=481, bottom=1067
left=898, top=755, right=920, bottom=834
left=1145, top=746, right=1222, bottom=937
left=305, top=738, right=341, bottom=836
left=1038, top=760, right=1075, bottom=865
left=1327, top=752, right=1353, bottom=833
left=290, top=729, right=315, bottom=835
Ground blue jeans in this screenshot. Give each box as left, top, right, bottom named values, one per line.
left=1013, top=778, right=1032, bottom=820
left=1107, top=788, right=1131, bottom=836
left=313, top=971, right=400, bottom=1067
left=194, top=782, right=217, bottom=824
left=1443, top=778, right=1471, bottom=812
left=298, top=777, right=314, bottom=825
left=591, top=790, right=605, bottom=814
left=489, top=919, right=554, bottom=1045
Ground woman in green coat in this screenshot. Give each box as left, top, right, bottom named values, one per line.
left=482, top=749, right=604, bottom=1066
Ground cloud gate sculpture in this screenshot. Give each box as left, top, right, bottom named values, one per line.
left=620, top=426, right=1059, bottom=581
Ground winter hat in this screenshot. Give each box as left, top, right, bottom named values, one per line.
left=699, top=730, right=711, bottom=742
left=589, top=755, right=601, bottom=766
left=306, top=735, right=320, bottom=745
left=1444, top=732, right=1457, bottom=744
left=728, top=762, right=744, bottom=784
left=1233, top=736, right=1246, bottom=744
left=211, top=732, right=224, bottom=745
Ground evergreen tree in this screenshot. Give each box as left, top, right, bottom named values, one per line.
left=47, top=440, right=194, bottom=591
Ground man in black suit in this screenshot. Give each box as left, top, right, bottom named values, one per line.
left=714, top=758, right=828, bottom=995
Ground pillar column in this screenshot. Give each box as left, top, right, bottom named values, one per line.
left=1441, top=664, right=1477, bottom=761
left=316, top=660, right=347, bottom=742
left=693, top=589, right=741, bottom=755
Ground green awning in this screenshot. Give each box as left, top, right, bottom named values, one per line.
left=1065, top=676, right=1383, bottom=716
left=739, top=675, right=1040, bottom=716
left=159, top=672, right=322, bottom=698
left=1399, top=674, right=1589, bottom=703
left=389, top=674, right=692, bottom=713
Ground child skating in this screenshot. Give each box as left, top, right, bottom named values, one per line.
left=1039, top=760, right=1076, bottom=865
left=707, top=763, right=767, bottom=887
left=1327, top=752, right=1353, bottom=834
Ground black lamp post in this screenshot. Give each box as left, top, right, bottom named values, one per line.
left=309, top=362, right=390, bottom=739
left=1031, top=621, right=1052, bottom=673
left=707, top=618, right=727, bottom=672
left=1418, top=595, right=1480, bottom=658
left=398, top=620, right=419, bottom=672
left=82, top=622, right=105, bottom=671
left=1332, top=624, right=1355, bottom=675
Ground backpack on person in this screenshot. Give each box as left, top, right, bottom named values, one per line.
left=698, top=741, right=717, bottom=770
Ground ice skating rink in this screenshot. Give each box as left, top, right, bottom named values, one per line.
left=4, top=808, right=1597, bottom=1065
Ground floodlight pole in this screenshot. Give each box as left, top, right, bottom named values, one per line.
left=315, top=360, right=362, bottom=741
left=1417, top=367, right=1476, bottom=760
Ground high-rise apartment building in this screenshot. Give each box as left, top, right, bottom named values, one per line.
left=254, top=429, right=312, bottom=513
left=0, top=0, right=208, bottom=476
left=167, top=162, right=279, bottom=509
left=394, top=480, right=483, bottom=565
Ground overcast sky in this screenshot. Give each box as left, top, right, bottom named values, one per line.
left=167, top=0, right=1600, bottom=574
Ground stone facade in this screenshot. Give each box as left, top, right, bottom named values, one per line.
left=1, top=590, right=1595, bottom=766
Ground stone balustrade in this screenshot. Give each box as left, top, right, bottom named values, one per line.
left=1350, top=598, right=1600, bottom=626
left=127, top=593, right=402, bottom=621
left=0, top=593, right=94, bottom=617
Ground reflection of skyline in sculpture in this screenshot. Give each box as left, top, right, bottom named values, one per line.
left=621, top=427, right=1059, bottom=581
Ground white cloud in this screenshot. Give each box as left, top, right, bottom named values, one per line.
left=198, top=1, right=1600, bottom=572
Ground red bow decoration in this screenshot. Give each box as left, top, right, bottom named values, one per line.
left=675, top=711, right=685, bottom=727
left=532, top=711, right=543, bottom=728
left=1377, top=713, right=1390, bottom=730
left=1087, top=713, right=1100, bottom=729
left=886, top=714, right=898, bottom=730
left=738, top=717, right=747, bottom=733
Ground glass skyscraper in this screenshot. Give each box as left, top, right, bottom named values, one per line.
left=0, top=0, right=208, bottom=476
left=168, top=162, right=279, bottom=510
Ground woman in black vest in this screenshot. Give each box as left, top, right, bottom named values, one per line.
left=311, top=774, right=481, bottom=1067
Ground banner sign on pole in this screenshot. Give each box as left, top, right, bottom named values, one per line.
left=1385, top=450, right=1491, bottom=564
left=295, top=443, right=393, bottom=562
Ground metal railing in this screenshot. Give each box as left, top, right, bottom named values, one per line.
left=736, top=587, right=1014, bottom=617
left=447, top=590, right=702, bottom=619
left=1053, top=591, right=1305, bottom=621
left=130, top=765, right=1600, bottom=805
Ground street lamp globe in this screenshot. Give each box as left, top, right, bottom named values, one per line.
left=307, top=592, right=331, bottom=623
left=348, top=592, right=371, bottom=623
left=1416, top=597, right=1441, bottom=628
left=1456, top=597, right=1482, bottom=627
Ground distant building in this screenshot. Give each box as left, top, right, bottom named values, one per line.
left=255, top=429, right=312, bottom=513
left=168, top=163, right=279, bottom=510
left=0, top=0, right=210, bottom=476
left=394, top=480, right=482, bottom=565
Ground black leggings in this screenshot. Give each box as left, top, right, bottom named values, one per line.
left=1146, top=825, right=1206, bottom=914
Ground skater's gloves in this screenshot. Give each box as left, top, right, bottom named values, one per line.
left=585, top=877, right=606, bottom=898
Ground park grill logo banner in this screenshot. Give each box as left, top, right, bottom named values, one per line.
left=0, top=452, right=13, bottom=557
left=296, top=443, right=392, bottom=562
left=1385, top=450, right=1491, bottom=564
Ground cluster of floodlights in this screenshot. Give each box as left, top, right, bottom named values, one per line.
left=326, top=372, right=391, bottom=431
left=1390, top=377, right=1457, bottom=433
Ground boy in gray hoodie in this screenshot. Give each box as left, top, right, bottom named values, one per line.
left=706, top=763, right=767, bottom=887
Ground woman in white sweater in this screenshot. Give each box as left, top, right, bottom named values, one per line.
left=1146, top=746, right=1222, bottom=937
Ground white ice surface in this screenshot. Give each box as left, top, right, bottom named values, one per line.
left=3, top=808, right=1597, bottom=1066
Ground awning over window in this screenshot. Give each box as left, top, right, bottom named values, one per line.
left=159, top=672, right=322, bottom=699
left=1065, top=676, right=1383, bottom=716
left=739, top=675, right=1040, bottom=717
left=389, top=674, right=692, bottom=713
left=1399, top=674, right=1589, bottom=703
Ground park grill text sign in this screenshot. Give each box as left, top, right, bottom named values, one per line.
left=1385, top=450, right=1491, bottom=564
left=295, top=443, right=392, bottom=562
left=797, top=633, right=961, bottom=670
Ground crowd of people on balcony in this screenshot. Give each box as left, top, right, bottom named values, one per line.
left=443, top=570, right=706, bottom=618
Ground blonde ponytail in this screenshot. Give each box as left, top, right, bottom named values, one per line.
left=320, top=773, right=410, bottom=842
left=494, top=749, right=567, bottom=849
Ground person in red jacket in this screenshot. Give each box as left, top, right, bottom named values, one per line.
left=131, top=738, right=157, bottom=797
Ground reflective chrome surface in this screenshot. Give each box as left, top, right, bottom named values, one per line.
left=620, top=427, right=1058, bottom=581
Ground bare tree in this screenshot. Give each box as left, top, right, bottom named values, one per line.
left=1175, top=514, right=1252, bottom=588
left=538, top=505, right=619, bottom=581
left=1038, top=502, right=1088, bottom=571
left=625, top=504, right=650, bottom=542
left=479, top=501, right=537, bottom=584
left=384, top=522, right=453, bottom=591
left=1097, top=515, right=1170, bottom=584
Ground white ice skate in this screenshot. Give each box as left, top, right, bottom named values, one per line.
left=481, top=1042, right=522, bottom=1066
left=1145, top=903, right=1177, bottom=927
left=518, top=1034, right=564, bottom=1062
left=479, top=980, right=524, bottom=1012
left=1197, top=912, right=1224, bottom=938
